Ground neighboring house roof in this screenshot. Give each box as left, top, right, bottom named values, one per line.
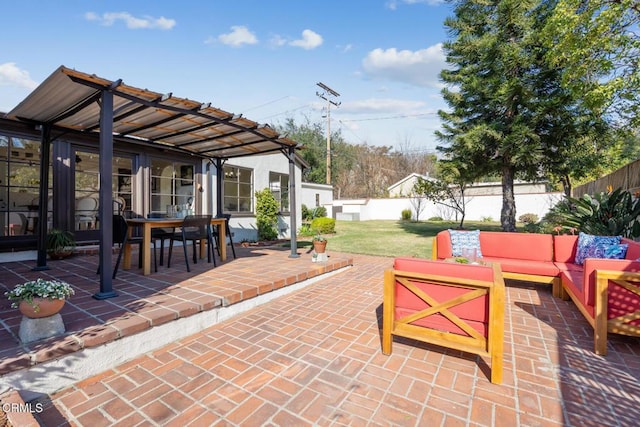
left=387, top=173, right=434, bottom=192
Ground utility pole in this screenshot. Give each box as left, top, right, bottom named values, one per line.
left=316, top=82, right=340, bottom=185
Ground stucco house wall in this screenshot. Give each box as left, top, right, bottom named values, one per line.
left=215, top=153, right=303, bottom=242
left=300, top=182, right=334, bottom=218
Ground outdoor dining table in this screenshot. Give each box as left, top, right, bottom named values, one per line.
left=124, top=217, right=227, bottom=275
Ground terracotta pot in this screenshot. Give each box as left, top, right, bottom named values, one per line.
left=19, top=298, right=65, bottom=319
left=313, top=240, right=327, bottom=254
left=49, top=250, right=73, bottom=260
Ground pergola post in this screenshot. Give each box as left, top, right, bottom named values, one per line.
left=215, top=158, right=224, bottom=216
left=287, top=146, right=299, bottom=258
left=94, top=89, right=117, bottom=300
left=33, top=124, right=51, bottom=271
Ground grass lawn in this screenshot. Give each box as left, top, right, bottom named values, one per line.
left=315, top=220, right=510, bottom=259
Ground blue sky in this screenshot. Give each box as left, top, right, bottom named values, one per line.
left=1, top=0, right=451, bottom=152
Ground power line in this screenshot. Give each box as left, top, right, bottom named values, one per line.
left=242, top=95, right=292, bottom=113
left=340, top=112, right=437, bottom=122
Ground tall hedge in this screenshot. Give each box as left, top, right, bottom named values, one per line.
left=310, top=217, right=335, bottom=234
left=255, top=188, right=279, bottom=241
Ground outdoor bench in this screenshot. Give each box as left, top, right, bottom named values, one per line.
left=432, top=230, right=640, bottom=355
left=433, top=230, right=561, bottom=297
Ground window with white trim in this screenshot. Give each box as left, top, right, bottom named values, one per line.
left=269, top=172, right=289, bottom=213
left=224, top=165, right=253, bottom=214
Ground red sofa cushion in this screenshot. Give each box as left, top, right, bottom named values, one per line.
left=481, top=257, right=560, bottom=277
left=393, top=257, right=494, bottom=336
left=622, top=238, right=640, bottom=260
left=560, top=269, right=590, bottom=313
left=479, top=232, right=554, bottom=261
left=553, top=235, right=579, bottom=263
left=582, top=258, right=640, bottom=307
left=435, top=231, right=453, bottom=259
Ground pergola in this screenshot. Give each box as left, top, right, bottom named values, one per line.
left=6, top=66, right=301, bottom=298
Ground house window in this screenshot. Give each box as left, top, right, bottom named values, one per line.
left=0, top=134, right=52, bottom=236
left=269, top=172, right=289, bottom=213
left=150, top=159, right=195, bottom=215
left=224, top=165, right=253, bottom=214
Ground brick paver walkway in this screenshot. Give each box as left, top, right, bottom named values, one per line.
left=29, top=254, right=640, bottom=426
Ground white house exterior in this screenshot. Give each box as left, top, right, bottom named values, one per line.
left=300, top=182, right=334, bottom=218
left=216, top=153, right=305, bottom=243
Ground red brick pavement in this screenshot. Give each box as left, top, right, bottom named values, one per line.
left=24, top=253, right=640, bottom=426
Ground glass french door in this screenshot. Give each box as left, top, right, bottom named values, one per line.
left=73, top=150, right=134, bottom=234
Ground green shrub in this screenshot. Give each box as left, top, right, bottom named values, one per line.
left=302, top=204, right=327, bottom=221
left=481, top=216, right=493, bottom=222
left=298, top=223, right=314, bottom=236
left=401, top=209, right=412, bottom=221
left=549, top=188, right=640, bottom=238
left=311, top=217, right=335, bottom=234
left=428, top=216, right=444, bottom=221
left=255, top=188, right=279, bottom=241
left=518, top=213, right=539, bottom=224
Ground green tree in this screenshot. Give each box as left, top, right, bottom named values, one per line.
left=413, top=161, right=474, bottom=229
left=542, top=0, right=640, bottom=127
left=275, top=117, right=354, bottom=188
left=437, top=0, right=611, bottom=229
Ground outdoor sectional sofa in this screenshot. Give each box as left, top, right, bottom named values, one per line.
left=431, top=230, right=640, bottom=355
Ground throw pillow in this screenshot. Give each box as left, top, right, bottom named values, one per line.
left=581, top=243, right=628, bottom=261
left=448, top=229, right=483, bottom=258
left=575, top=232, right=622, bottom=265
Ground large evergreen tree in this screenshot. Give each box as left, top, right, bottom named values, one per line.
left=436, top=0, right=611, bottom=230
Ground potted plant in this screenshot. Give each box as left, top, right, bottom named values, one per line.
left=47, top=229, right=76, bottom=259
left=312, top=232, right=327, bottom=254
left=5, top=278, right=75, bottom=318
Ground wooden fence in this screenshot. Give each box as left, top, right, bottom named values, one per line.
left=573, top=159, right=640, bottom=198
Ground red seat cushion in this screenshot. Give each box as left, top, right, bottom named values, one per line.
left=481, top=257, right=560, bottom=277
left=393, top=257, right=495, bottom=336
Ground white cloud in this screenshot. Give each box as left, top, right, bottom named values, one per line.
left=0, top=63, right=38, bottom=90
left=362, top=44, right=446, bottom=88
left=289, top=29, right=323, bottom=50
left=217, top=26, right=258, bottom=47
left=340, top=98, right=428, bottom=115
left=85, top=11, right=176, bottom=30
left=269, top=34, right=287, bottom=48
left=339, top=44, right=353, bottom=53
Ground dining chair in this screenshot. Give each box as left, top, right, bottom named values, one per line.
left=98, top=214, right=157, bottom=278
left=167, top=214, right=216, bottom=272
left=214, top=213, right=237, bottom=259
left=148, top=212, right=175, bottom=266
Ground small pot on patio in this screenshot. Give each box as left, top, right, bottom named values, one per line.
left=312, top=234, right=327, bottom=254
left=47, top=229, right=76, bottom=260
left=6, top=278, right=75, bottom=319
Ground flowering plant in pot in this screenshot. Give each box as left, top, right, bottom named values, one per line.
left=5, top=278, right=75, bottom=318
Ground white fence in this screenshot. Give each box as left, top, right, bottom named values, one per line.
left=333, top=192, right=564, bottom=222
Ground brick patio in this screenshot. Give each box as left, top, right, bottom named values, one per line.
left=1, top=247, right=640, bottom=426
